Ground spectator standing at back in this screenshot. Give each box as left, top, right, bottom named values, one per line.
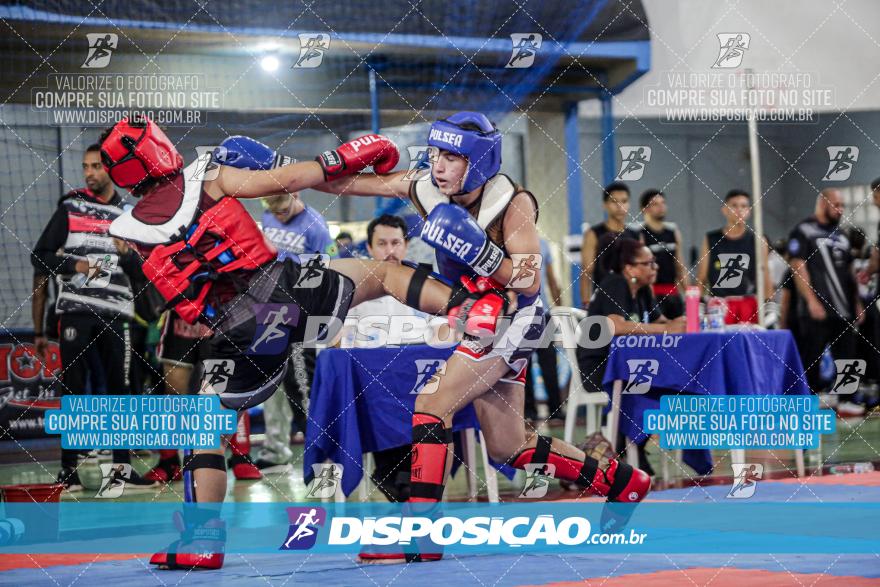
left=579, top=182, right=640, bottom=307
left=637, top=189, right=687, bottom=319
left=31, top=143, right=155, bottom=491
left=697, top=189, right=774, bottom=324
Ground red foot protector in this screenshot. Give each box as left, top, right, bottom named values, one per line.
left=150, top=510, right=226, bottom=570
left=357, top=502, right=445, bottom=564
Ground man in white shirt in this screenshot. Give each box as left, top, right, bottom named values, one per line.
left=343, top=215, right=433, bottom=348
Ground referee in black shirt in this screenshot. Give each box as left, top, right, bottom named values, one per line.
left=787, top=189, right=863, bottom=400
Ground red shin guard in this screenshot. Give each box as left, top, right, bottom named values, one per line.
left=359, top=412, right=448, bottom=564
left=229, top=412, right=251, bottom=456
left=408, top=412, right=452, bottom=503
left=512, top=435, right=651, bottom=502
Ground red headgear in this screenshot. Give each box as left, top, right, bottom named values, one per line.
left=100, top=117, right=183, bottom=191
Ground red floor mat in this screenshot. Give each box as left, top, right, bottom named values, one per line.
left=0, top=553, right=145, bottom=571
left=521, top=567, right=880, bottom=586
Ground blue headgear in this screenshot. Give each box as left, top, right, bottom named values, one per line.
left=427, top=111, right=502, bottom=194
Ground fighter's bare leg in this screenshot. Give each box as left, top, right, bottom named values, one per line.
left=411, top=352, right=650, bottom=504
left=329, top=258, right=452, bottom=314
left=414, top=353, right=512, bottom=424
left=163, top=362, right=192, bottom=395
left=414, top=354, right=510, bottom=485
left=358, top=354, right=509, bottom=564
left=474, top=381, right=588, bottom=465
left=150, top=445, right=226, bottom=570
left=473, top=379, right=649, bottom=504
left=150, top=366, right=230, bottom=569
left=473, top=380, right=527, bottom=462
left=189, top=447, right=227, bottom=501
left=361, top=350, right=650, bottom=565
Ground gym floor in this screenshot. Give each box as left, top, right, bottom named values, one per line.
left=1, top=417, right=879, bottom=584
left=1, top=416, right=879, bottom=502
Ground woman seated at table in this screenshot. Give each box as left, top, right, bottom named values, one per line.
left=576, top=237, right=686, bottom=473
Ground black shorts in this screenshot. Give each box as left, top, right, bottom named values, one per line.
left=201, top=259, right=355, bottom=410
left=156, top=311, right=213, bottom=368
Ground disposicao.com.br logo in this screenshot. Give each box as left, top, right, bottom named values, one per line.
left=323, top=514, right=647, bottom=548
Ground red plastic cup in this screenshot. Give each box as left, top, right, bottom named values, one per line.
left=1, top=483, right=64, bottom=544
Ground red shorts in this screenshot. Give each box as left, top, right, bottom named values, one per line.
left=724, top=295, right=759, bottom=324
left=652, top=283, right=678, bottom=297
left=456, top=339, right=528, bottom=385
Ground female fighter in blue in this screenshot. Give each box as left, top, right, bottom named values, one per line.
left=318, top=112, right=653, bottom=563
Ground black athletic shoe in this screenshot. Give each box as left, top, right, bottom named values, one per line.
left=255, top=459, right=293, bottom=474
left=124, top=470, right=160, bottom=488
left=636, top=445, right=656, bottom=478
left=56, top=467, right=84, bottom=492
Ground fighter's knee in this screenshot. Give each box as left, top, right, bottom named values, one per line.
left=495, top=434, right=541, bottom=466
left=486, top=446, right=517, bottom=464
left=414, top=391, right=442, bottom=413
left=486, top=438, right=528, bottom=464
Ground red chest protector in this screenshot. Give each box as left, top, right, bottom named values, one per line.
left=110, top=154, right=277, bottom=323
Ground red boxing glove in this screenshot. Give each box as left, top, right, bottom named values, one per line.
left=470, top=275, right=506, bottom=294
left=464, top=291, right=508, bottom=337
left=316, top=134, right=399, bottom=180
left=447, top=276, right=512, bottom=337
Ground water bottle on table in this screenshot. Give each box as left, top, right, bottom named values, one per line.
left=706, top=297, right=727, bottom=331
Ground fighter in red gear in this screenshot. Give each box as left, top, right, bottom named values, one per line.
left=101, top=118, right=513, bottom=571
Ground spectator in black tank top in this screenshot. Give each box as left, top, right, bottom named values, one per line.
left=576, top=239, right=686, bottom=473
left=580, top=182, right=640, bottom=308
left=638, top=189, right=687, bottom=319
left=696, top=189, right=774, bottom=324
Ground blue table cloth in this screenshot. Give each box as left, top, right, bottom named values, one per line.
left=602, top=330, right=811, bottom=474
left=305, top=345, right=497, bottom=496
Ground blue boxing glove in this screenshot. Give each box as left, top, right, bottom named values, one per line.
left=214, top=135, right=292, bottom=170
left=421, top=203, right=503, bottom=277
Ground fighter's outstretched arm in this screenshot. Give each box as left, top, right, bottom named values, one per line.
left=314, top=171, right=410, bottom=199
left=209, top=133, right=399, bottom=200
left=212, top=161, right=326, bottom=200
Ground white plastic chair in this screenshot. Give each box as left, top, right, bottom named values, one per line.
left=548, top=307, right=610, bottom=445
left=356, top=430, right=499, bottom=502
